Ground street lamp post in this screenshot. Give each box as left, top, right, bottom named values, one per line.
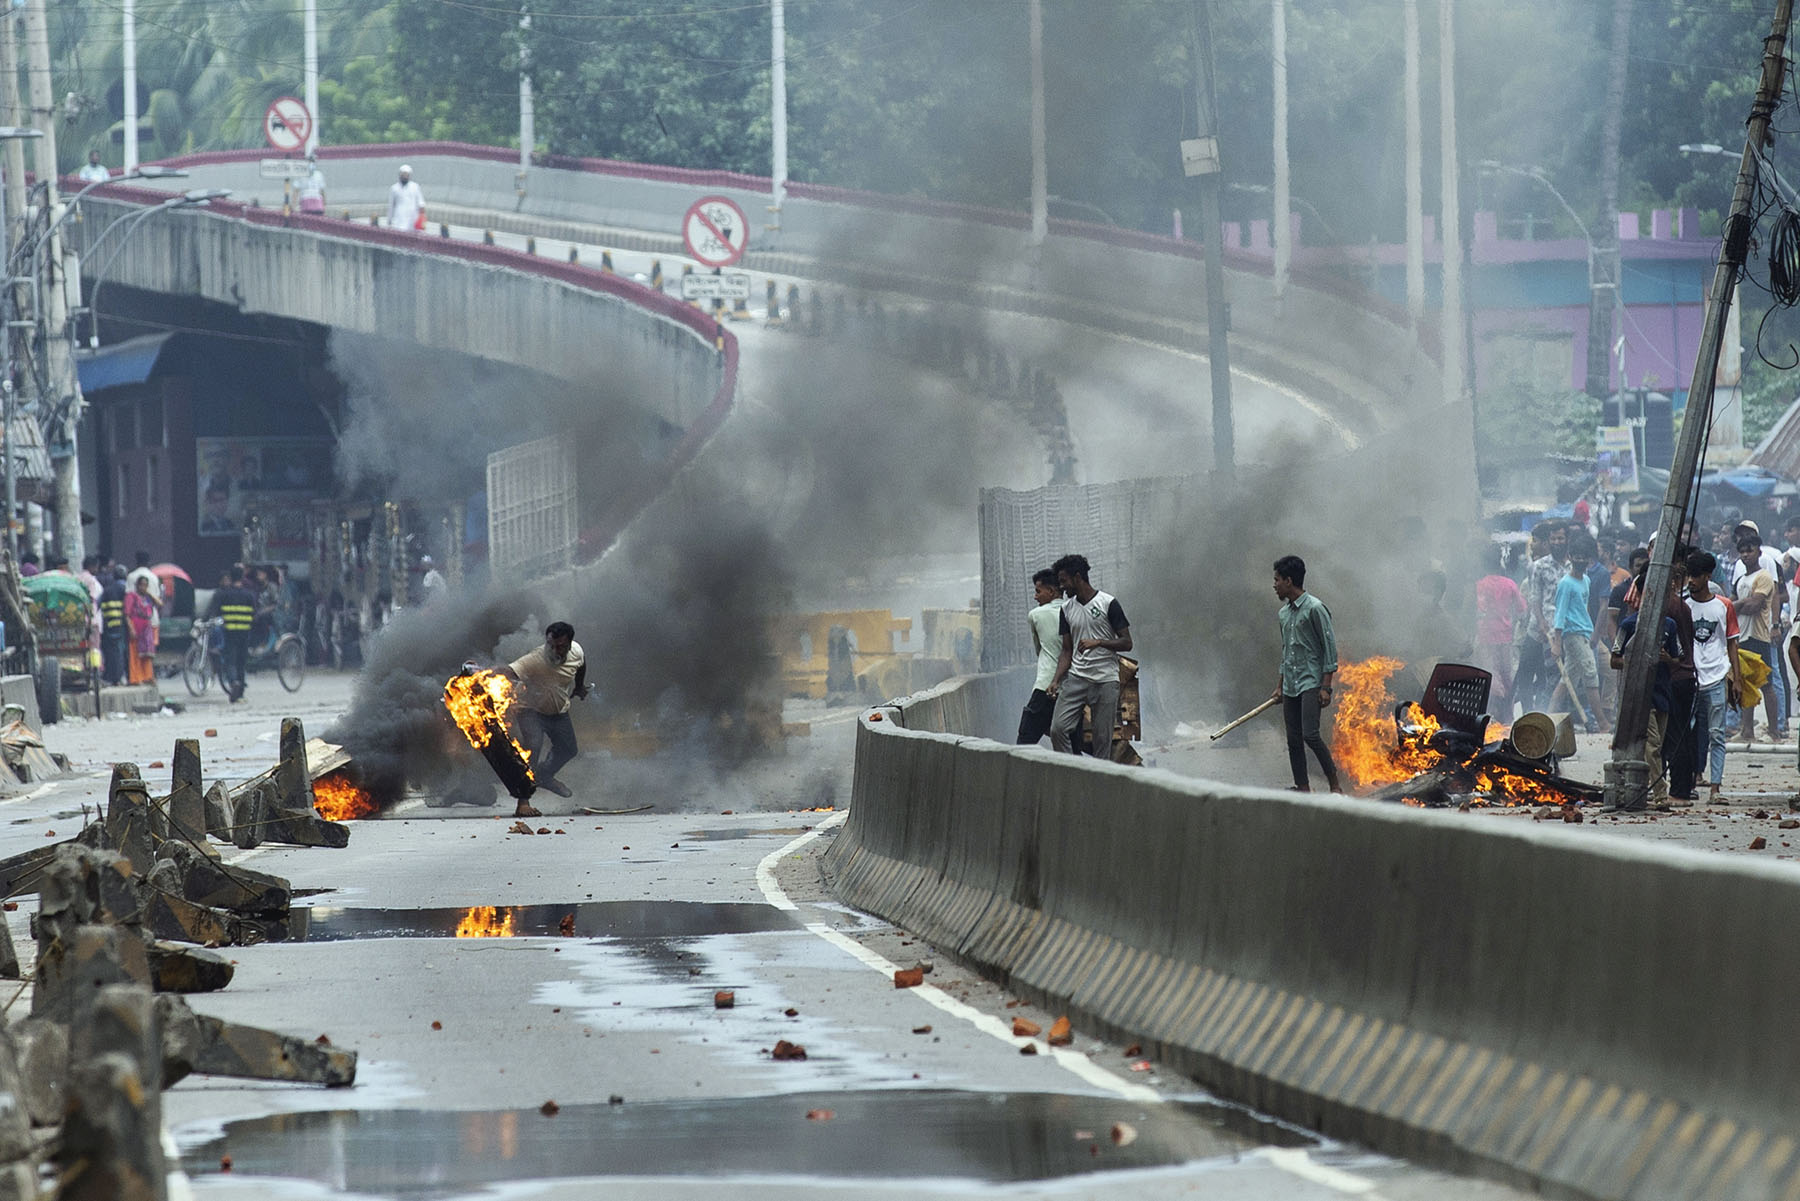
left=1481, top=160, right=1621, bottom=396
left=1681, top=141, right=1800, bottom=208
left=77, top=189, right=228, bottom=350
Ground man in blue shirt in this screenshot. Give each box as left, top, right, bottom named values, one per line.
left=1272, top=554, right=1340, bottom=792
left=1551, top=539, right=1606, bottom=733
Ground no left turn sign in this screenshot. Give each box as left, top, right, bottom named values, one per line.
left=264, top=96, right=312, bottom=153
left=682, top=195, right=748, bottom=268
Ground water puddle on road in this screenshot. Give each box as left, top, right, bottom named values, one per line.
left=182, top=1088, right=1314, bottom=1196
left=283, top=900, right=798, bottom=943
left=679, top=826, right=813, bottom=841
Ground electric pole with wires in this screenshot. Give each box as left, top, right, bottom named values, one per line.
left=1606, top=0, right=1795, bottom=811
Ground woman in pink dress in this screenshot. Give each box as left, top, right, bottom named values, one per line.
left=1475, top=543, right=1527, bottom=720
left=124, top=575, right=158, bottom=685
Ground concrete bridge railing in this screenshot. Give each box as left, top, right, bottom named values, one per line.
left=136, top=143, right=1446, bottom=435
left=829, top=670, right=1800, bottom=1201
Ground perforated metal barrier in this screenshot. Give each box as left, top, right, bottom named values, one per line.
left=486, top=436, right=577, bottom=579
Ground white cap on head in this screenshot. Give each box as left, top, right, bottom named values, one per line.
left=420, top=555, right=433, bottom=566
left=399, top=163, right=412, bottom=176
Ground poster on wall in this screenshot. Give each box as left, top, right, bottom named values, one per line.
left=196, top=437, right=333, bottom=539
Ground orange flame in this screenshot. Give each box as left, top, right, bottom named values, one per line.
left=1330, top=657, right=1568, bottom=807
left=312, top=771, right=379, bottom=821
left=1331, top=657, right=1439, bottom=789
left=442, top=670, right=536, bottom=779
left=454, top=906, right=518, bottom=938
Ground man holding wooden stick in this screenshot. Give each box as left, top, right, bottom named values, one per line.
left=1273, top=555, right=1341, bottom=793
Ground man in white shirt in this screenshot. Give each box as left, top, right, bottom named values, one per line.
left=1047, top=553, right=1131, bottom=757
left=77, top=150, right=109, bottom=184
left=1015, top=568, right=1064, bottom=745
left=419, top=556, right=447, bottom=605
left=501, top=621, right=588, bottom=812
left=1731, top=524, right=1789, bottom=738
left=386, top=164, right=424, bottom=232
left=296, top=157, right=326, bottom=214
left=1735, top=536, right=1783, bottom=743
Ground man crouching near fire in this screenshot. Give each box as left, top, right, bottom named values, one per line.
left=501, top=621, right=589, bottom=814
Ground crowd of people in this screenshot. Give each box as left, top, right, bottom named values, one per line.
left=1474, top=514, right=1800, bottom=808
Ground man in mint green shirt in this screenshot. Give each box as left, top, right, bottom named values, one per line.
left=1016, top=569, right=1064, bottom=744
left=1272, top=554, right=1341, bottom=792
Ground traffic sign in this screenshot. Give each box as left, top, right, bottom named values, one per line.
left=682, top=195, right=748, bottom=268
left=263, top=96, right=312, bottom=154
left=259, top=158, right=313, bottom=181
left=679, top=272, right=751, bottom=301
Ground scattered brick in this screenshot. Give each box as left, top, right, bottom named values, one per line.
left=771, top=1039, right=807, bottom=1061
left=430, top=1020, right=443, bottom=1030
left=893, top=967, right=924, bottom=989
left=558, top=913, right=575, bottom=935
left=911, top=1024, right=932, bottom=1035
left=1751, top=837, right=1768, bottom=850
left=539, top=1100, right=560, bottom=1116
left=714, top=990, right=735, bottom=1009
left=1011, top=1018, right=1041, bottom=1038
left=1019, top=1043, right=1038, bottom=1055
left=785, top=1008, right=799, bottom=1017
left=1047, top=1016, right=1073, bottom=1046
left=806, top=1108, right=834, bottom=1121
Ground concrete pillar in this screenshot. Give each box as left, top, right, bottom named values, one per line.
left=274, top=718, right=315, bottom=814
left=105, top=764, right=154, bottom=875
left=59, top=984, right=165, bottom=1201
left=165, top=739, right=207, bottom=852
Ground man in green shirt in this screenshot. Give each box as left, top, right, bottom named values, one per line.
left=1272, top=554, right=1341, bottom=792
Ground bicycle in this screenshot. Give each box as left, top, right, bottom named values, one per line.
left=184, top=618, right=305, bottom=695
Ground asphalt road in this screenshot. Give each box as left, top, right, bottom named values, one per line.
left=0, top=671, right=1540, bottom=1200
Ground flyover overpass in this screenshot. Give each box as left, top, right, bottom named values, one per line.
left=80, top=141, right=1452, bottom=463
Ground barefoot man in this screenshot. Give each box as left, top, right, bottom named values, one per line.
left=502, top=622, right=588, bottom=816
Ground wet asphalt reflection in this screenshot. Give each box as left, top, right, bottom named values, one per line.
left=184, top=1089, right=1314, bottom=1196
left=284, top=901, right=800, bottom=942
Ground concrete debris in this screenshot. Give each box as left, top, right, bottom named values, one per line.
left=539, top=1100, right=559, bottom=1116
left=33, top=923, right=149, bottom=1024
left=142, top=891, right=233, bottom=949
left=805, top=1109, right=834, bottom=1121
left=274, top=719, right=317, bottom=814
left=165, top=740, right=208, bottom=852
left=1110, top=1122, right=1137, bottom=1146
left=105, top=764, right=155, bottom=875
left=146, top=942, right=235, bottom=993
left=154, top=842, right=290, bottom=916
left=202, top=783, right=234, bottom=842
left=770, top=1040, right=807, bottom=1061
left=509, top=821, right=535, bottom=835
left=0, top=912, right=17, bottom=980
left=892, top=967, right=923, bottom=989
left=713, top=990, right=735, bottom=1009
left=1047, top=1017, right=1073, bottom=1046
left=911, top=1025, right=932, bottom=1035
left=0, top=1028, right=33, bottom=1165
left=1019, top=1043, right=1038, bottom=1055
left=11, top=1019, right=67, bottom=1127
left=59, top=986, right=164, bottom=1201
left=1011, top=1017, right=1041, bottom=1038
left=155, top=998, right=355, bottom=1088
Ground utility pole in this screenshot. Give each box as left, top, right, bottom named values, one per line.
left=1186, top=0, right=1234, bottom=478
left=1403, top=0, right=1425, bottom=323
left=304, top=0, right=319, bottom=157
left=769, top=0, right=787, bottom=233
left=1271, top=0, right=1290, bottom=298
left=1028, top=0, right=1047, bottom=246
left=25, top=0, right=82, bottom=565
left=1438, top=0, right=1466, bottom=406
left=123, top=0, right=137, bottom=173
left=1587, top=0, right=1634, bottom=399
left=1608, top=0, right=1794, bottom=808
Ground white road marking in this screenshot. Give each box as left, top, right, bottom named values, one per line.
left=757, top=813, right=1386, bottom=1194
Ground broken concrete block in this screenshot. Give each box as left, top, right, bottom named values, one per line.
left=146, top=942, right=234, bottom=993
left=142, top=892, right=232, bottom=948
left=203, top=782, right=234, bottom=842
left=11, top=1018, right=67, bottom=1126
left=258, top=809, right=350, bottom=849
left=0, top=1026, right=34, bottom=1165
left=59, top=986, right=164, bottom=1201
left=37, top=845, right=142, bottom=941
left=165, top=739, right=207, bottom=851
left=0, top=1165, right=35, bottom=1201
left=0, top=843, right=60, bottom=899
left=171, top=1011, right=355, bottom=1087
left=230, top=784, right=265, bottom=851
left=0, top=913, right=17, bottom=980
left=105, top=764, right=155, bottom=875
left=275, top=718, right=316, bottom=814
left=32, top=924, right=149, bottom=1023
left=155, top=842, right=289, bottom=916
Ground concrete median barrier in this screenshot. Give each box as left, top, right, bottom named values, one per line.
left=828, top=670, right=1800, bottom=1201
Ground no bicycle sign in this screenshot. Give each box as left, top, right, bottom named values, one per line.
left=682, top=196, right=748, bottom=268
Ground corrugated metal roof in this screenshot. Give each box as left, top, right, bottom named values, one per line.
left=1749, top=395, right=1800, bottom=480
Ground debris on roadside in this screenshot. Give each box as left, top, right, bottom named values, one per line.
left=1047, top=1017, right=1073, bottom=1046
left=1011, top=1017, right=1041, bottom=1038
left=892, top=967, right=923, bottom=989
left=1111, top=1122, right=1137, bottom=1146
left=805, top=1109, right=834, bottom=1121
left=713, top=990, right=735, bottom=1009
left=771, top=1039, right=807, bottom=1061
left=911, top=1025, right=931, bottom=1035
left=539, top=1101, right=560, bottom=1116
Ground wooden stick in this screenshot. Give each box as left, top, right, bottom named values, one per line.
left=1210, top=697, right=1280, bottom=740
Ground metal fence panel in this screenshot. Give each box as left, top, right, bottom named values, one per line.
left=487, top=436, right=577, bottom=578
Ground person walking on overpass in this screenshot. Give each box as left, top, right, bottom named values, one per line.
left=386, top=163, right=424, bottom=232
left=502, top=621, right=590, bottom=814
left=1272, top=554, right=1341, bottom=793
left=1016, top=568, right=1064, bottom=745
left=1047, top=554, right=1131, bottom=757
left=296, top=155, right=326, bottom=215
left=207, top=570, right=256, bottom=702
left=77, top=149, right=108, bottom=184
